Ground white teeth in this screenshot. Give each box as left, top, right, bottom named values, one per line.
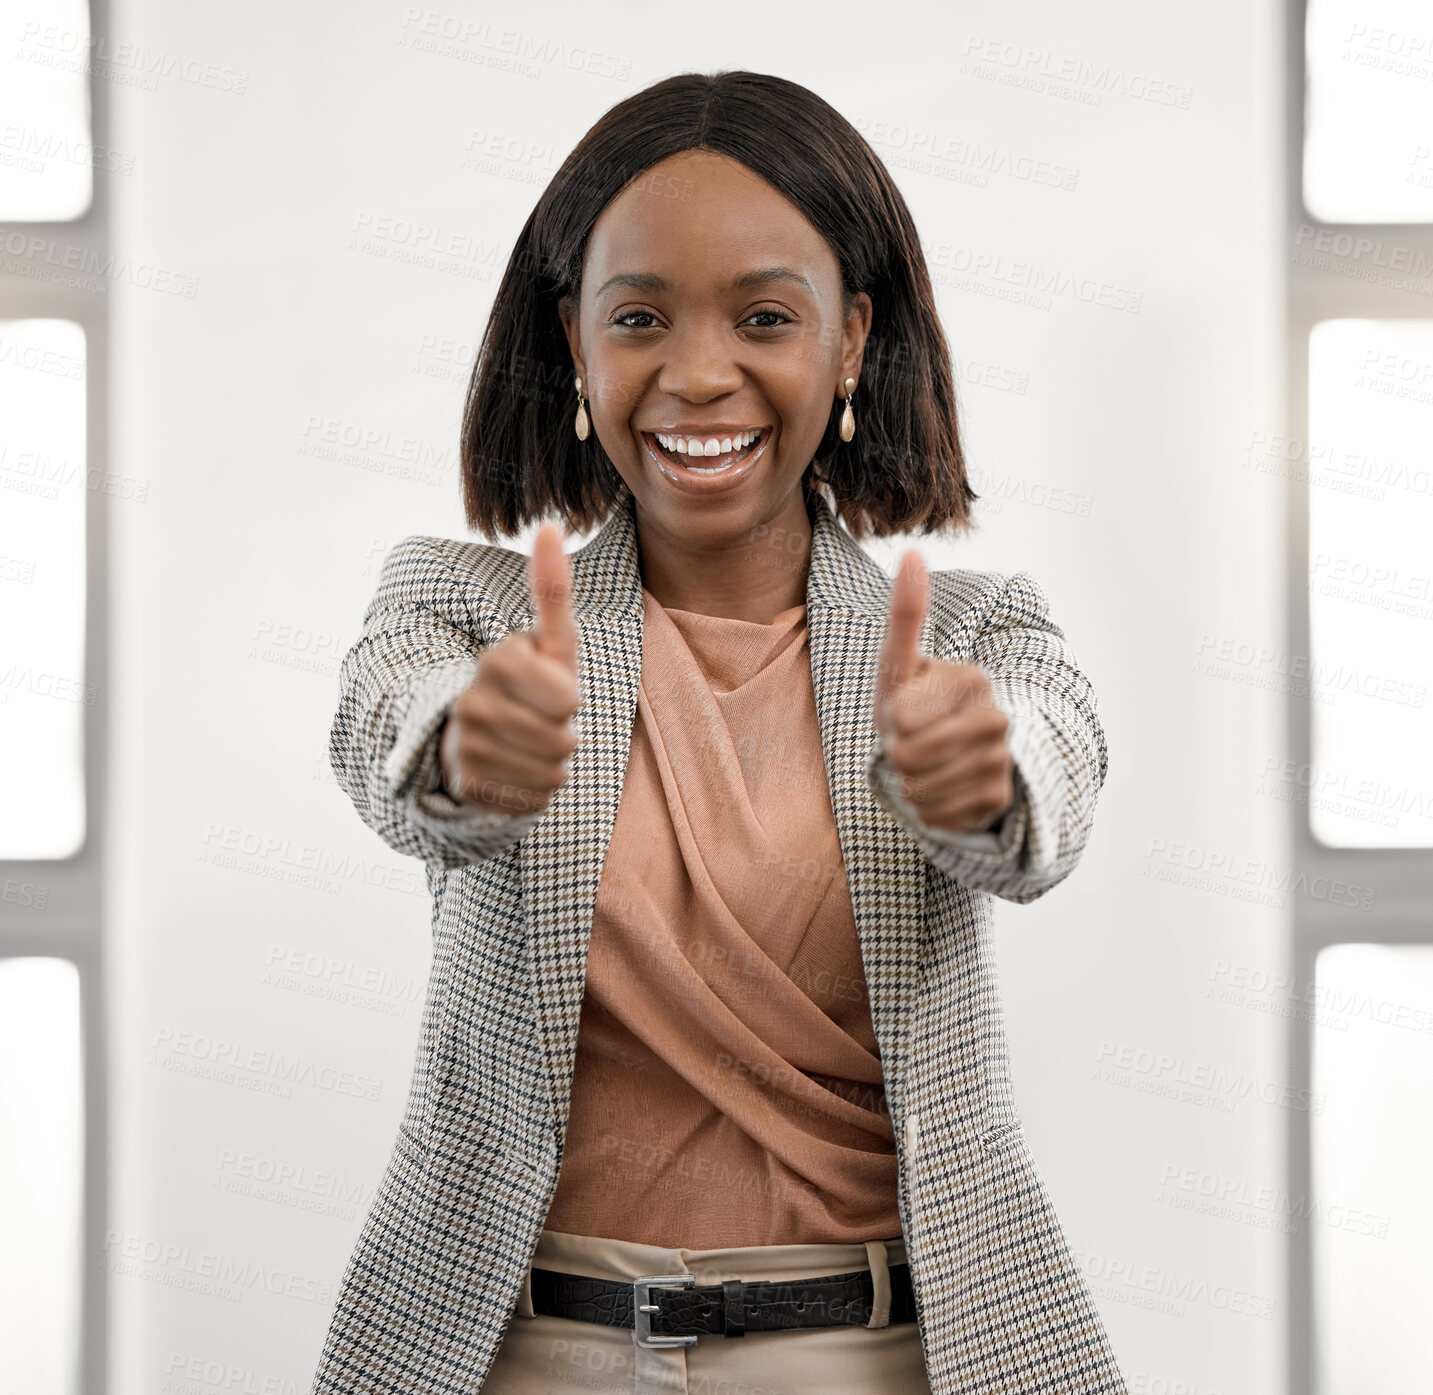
left=654, top=428, right=761, bottom=456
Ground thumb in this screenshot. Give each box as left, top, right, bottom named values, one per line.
left=528, top=523, right=578, bottom=674
left=875, top=549, right=928, bottom=731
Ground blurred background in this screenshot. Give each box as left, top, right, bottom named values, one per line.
left=1, top=0, right=1430, bottom=1391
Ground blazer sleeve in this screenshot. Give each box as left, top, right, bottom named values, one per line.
left=864, top=569, right=1110, bottom=904
left=328, top=535, right=545, bottom=870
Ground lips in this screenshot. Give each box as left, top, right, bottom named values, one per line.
left=642, top=427, right=770, bottom=473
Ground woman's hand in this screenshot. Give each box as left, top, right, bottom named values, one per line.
left=874, top=550, right=1015, bottom=834
left=437, top=524, right=581, bottom=817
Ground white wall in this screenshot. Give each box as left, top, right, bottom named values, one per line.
left=109, top=2, right=1285, bottom=1390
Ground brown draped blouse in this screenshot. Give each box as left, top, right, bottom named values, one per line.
left=541, top=585, right=901, bottom=1249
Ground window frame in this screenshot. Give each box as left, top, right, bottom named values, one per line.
left=0, top=1, right=111, bottom=1388
left=1286, top=2, right=1433, bottom=1391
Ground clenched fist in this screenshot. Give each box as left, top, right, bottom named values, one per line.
left=875, top=549, right=1016, bottom=834
left=437, top=523, right=581, bottom=817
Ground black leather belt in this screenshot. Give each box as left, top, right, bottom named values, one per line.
left=529, top=1262, right=917, bottom=1348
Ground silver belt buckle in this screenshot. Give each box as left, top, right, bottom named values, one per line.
left=633, top=1273, right=698, bottom=1348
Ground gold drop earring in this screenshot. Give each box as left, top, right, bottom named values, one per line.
left=839, top=377, right=857, bottom=442
left=574, top=375, right=590, bottom=441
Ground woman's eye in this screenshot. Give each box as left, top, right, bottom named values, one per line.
left=612, top=308, right=793, bottom=331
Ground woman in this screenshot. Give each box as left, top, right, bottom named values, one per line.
left=311, top=71, right=1125, bottom=1395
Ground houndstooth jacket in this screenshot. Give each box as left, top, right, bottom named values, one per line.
left=309, top=482, right=1128, bottom=1394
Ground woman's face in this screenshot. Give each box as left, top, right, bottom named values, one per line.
left=559, top=149, right=871, bottom=544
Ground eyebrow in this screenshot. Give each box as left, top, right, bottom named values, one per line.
left=594, top=266, right=817, bottom=300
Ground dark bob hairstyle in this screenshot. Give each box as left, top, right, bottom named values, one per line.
left=460, top=69, right=978, bottom=541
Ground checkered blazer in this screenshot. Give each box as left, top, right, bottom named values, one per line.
left=310, top=483, right=1127, bottom=1394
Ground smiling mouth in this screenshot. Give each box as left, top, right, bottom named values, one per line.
left=642, top=427, right=771, bottom=475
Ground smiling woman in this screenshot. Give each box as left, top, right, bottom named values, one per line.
left=312, top=69, right=1124, bottom=1395
left=570, top=156, right=864, bottom=601
left=461, top=70, right=978, bottom=621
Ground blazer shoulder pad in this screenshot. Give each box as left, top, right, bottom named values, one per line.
left=375, top=534, right=529, bottom=626
left=927, top=564, right=1009, bottom=620
left=922, top=566, right=1016, bottom=658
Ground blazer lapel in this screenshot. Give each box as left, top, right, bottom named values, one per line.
left=804, top=524, right=931, bottom=1094
left=514, top=485, right=930, bottom=1152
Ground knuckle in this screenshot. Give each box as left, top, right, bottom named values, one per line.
left=456, top=697, right=492, bottom=732
left=886, top=735, right=917, bottom=771
left=458, top=733, right=490, bottom=767
left=478, top=640, right=512, bottom=673
left=450, top=704, right=487, bottom=743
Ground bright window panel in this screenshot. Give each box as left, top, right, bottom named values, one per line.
left=0, top=1, right=94, bottom=220
left=1312, top=944, right=1433, bottom=1394
left=1304, top=0, right=1433, bottom=222
left=1307, top=319, right=1433, bottom=848
left=0, top=958, right=83, bottom=1395
left=0, top=319, right=87, bottom=859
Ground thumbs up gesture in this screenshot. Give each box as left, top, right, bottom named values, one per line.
left=874, top=550, right=1016, bottom=834
left=437, top=523, right=581, bottom=816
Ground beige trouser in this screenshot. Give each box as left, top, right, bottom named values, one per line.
left=481, top=1226, right=932, bottom=1394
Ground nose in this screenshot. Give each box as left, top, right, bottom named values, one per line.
left=655, top=320, right=744, bottom=402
